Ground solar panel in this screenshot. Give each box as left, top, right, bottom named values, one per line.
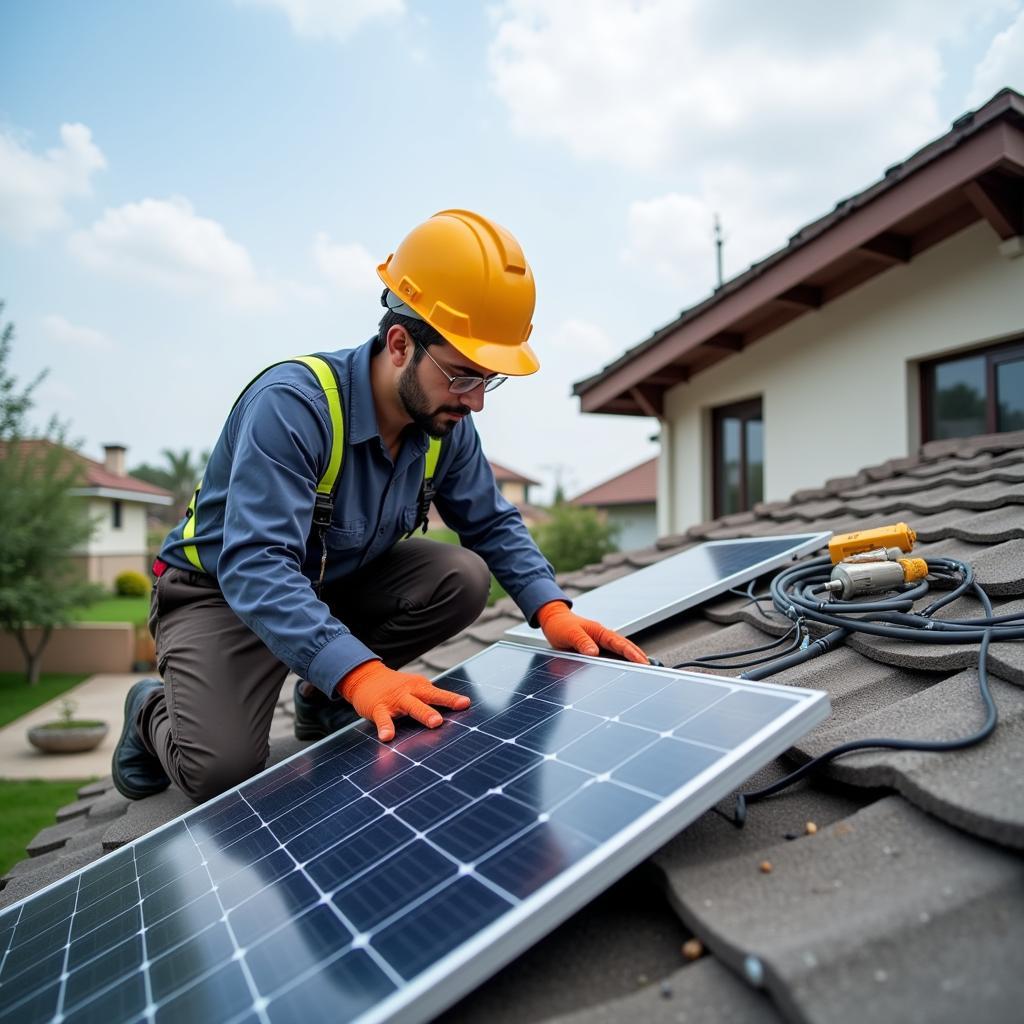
left=0, top=642, right=828, bottom=1024
left=505, top=533, right=830, bottom=645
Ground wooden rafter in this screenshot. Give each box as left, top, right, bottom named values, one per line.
left=963, top=177, right=1024, bottom=239
left=857, top=232, right=912, bottom=264
left=774, top=284, right=823, bottom=309
left=628, top=385, right=663, bottom=419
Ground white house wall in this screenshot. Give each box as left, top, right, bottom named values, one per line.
left=661, top=222, right=1024, bottom=532
left=606, top=504, right=658, bottom=551
left=78, top=498, right=149, bottom=555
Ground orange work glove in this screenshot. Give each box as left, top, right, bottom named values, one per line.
left=536, top=601, right=648, bottom=664
left=339, top=660, right=471, bottom=742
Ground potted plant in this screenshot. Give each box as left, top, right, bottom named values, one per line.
left=28, top=697, right=109, bottom=754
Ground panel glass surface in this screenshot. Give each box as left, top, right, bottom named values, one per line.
left=0, top=643, right=828, bottom=1024
left=506, top=533, right=829, bottom=644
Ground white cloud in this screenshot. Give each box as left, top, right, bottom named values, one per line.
left=41, top=314, right=114, bottom=352
left=548, top=319, right=619, bottom=361
left=622, top=165, right=809, bottom=297
left=0, top=123, right=106, bottom=242
left=969, top=7, right=1024, bottom=104
left=313, top=232, right=380, bottom=295
left=489, top=0, right=1021, bottom=288
left=489, top=1, right=983, bottom=173
left=68, top=197, right=280, bottom=309
left=234, top=0, right=404, bottom=41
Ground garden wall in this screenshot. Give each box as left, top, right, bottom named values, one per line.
left=0, top=623, right=136, bottom=674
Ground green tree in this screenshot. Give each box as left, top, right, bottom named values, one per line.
left=530, top=503, right=620, bottom=574
left=0, top=306, right=103, bottom=684
left=130, top=446, right=207, bottom=522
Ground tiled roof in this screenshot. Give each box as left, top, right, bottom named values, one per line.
left=571, top=457, right=657, bottom=507
left=3, top=430, right=1023, bottom=1022
left=1, top=440, right=172, bottom=500
left=489, top=459, right=541, bottom=488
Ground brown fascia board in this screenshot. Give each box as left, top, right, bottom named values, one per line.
left=576, top=95, right=1024, bottom=413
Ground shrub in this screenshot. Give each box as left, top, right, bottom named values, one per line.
left=115, top=570, right=151, bottom=597
left=530, top=504, right=620, bottom=574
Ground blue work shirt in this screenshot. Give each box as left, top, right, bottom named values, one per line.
left=159, top=338, right=567, bottom=697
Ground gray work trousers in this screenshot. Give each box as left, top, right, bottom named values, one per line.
left=138, top=539, right=490, bottom=803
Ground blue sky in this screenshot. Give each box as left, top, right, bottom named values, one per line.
left=3, top=0, right=1023, bottom=500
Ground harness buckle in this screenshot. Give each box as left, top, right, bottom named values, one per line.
left=312, top=493, right=334, bottom=529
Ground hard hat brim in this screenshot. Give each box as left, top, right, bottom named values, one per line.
left=446, top=335, right=540, bottom=377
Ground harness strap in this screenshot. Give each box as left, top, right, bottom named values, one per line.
left=178, top=356, right=442, bottom=579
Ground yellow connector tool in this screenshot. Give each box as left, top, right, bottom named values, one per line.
left=828, top=522, right=917, bottom=564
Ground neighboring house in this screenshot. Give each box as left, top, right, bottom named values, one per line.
left=489, top=459, right=548, bottom=526
left=428, top=458, right=548, bottom=528
left=5, top=431, right=1022, bottom=1023
left=574, top=88, right=1024, bottom=534
left=62, top=443, right=172, bottom=587
left=490, top=459, right=539, bottom=507
left=571, top=456, right=658, bottom=550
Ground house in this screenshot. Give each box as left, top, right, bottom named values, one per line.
left=571, top=456, right=658, bottom=550
left=490, top=459, right=540, bottom=507
left=490, top=459, right=548, bottom=526
left=13, top=441, right=172, bottom=588
left=574, top=88, right=1024, bottom=535
left=67, top=444, right=173, bottom=587
left=4, top=430, right=1022, bottom=1023
left=428, top=459, right=548, bottom=529
left=1, top=440, right=172, bottom=587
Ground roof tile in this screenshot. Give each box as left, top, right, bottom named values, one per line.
left=798, top=671, right=1024, bottom=847
left=659, top=797, right=1024, bottom=1024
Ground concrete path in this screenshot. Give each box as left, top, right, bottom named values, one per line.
left=0, top=673, right=149, bottom=780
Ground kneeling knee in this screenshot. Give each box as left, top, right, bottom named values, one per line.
left=446, top=547, right=490, bottom=616
left=179, top=751, right=265, bottom=804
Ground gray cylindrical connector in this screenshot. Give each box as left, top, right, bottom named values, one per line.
left=825, top=560, right=905, bottom=599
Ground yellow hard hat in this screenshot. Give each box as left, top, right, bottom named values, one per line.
left=377, top=209, right=540, bottom=376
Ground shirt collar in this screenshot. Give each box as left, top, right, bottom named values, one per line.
left=346, top=337, right=429, bottom=456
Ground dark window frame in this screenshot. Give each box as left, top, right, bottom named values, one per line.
left=111, top=499, right=123, bottom=530
left=712, top=397, right=763, bottom=518
left=921, top=336, right=1024, bottom=442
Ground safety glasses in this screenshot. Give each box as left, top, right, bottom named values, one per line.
left=416, top=341, right=508, bottom=395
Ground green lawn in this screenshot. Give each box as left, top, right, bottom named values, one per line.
left=0, top=672, right=89, bottom=729
left=74, top=595, right=150, bottom=626
left=0, top=779, right=93, bottom=876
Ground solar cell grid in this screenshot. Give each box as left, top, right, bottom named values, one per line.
left=0, top=642, right=827, bottom=1024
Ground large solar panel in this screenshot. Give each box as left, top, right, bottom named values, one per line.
left=0, top=642, right=828, bottom=1024
left=506, top=533, right=830, bottom=645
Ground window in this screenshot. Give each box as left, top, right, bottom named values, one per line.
left=923, top=338, right=1024, bottom=441
left=713, top=398, right=763, bottom=517
left=112, top=499, right=123, bottom=529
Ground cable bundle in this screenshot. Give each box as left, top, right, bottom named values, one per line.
left=684, top=555, right=1023, bottom=825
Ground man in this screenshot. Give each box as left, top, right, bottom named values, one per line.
left=113, top=209, right=647, bottom=805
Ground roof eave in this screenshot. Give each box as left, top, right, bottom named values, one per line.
left=576, top=94, right=1024, bottom=417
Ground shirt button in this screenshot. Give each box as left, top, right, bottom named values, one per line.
left=378, top=528, right=384, bottom=536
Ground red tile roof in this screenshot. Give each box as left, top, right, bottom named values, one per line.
left=571, top=457, right=657, bottom=507
left=2, top=440, right=172, bottom=499
left=489, top=459, right=540, bottom=487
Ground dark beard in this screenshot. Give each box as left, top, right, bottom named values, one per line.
left=397, top=361, right=465, bottom=438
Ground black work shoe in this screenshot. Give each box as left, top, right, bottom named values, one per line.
left=112, top=679, right=171, bottom=800
left=293, top=680, right=359, bottom=741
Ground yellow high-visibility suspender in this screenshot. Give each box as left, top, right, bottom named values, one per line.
left=181, top=356, right=442, bottom=574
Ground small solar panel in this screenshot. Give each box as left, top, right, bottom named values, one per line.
left=0, top=643, right=828, bottom=1024
left=506, top=533, right=830, bottom=645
